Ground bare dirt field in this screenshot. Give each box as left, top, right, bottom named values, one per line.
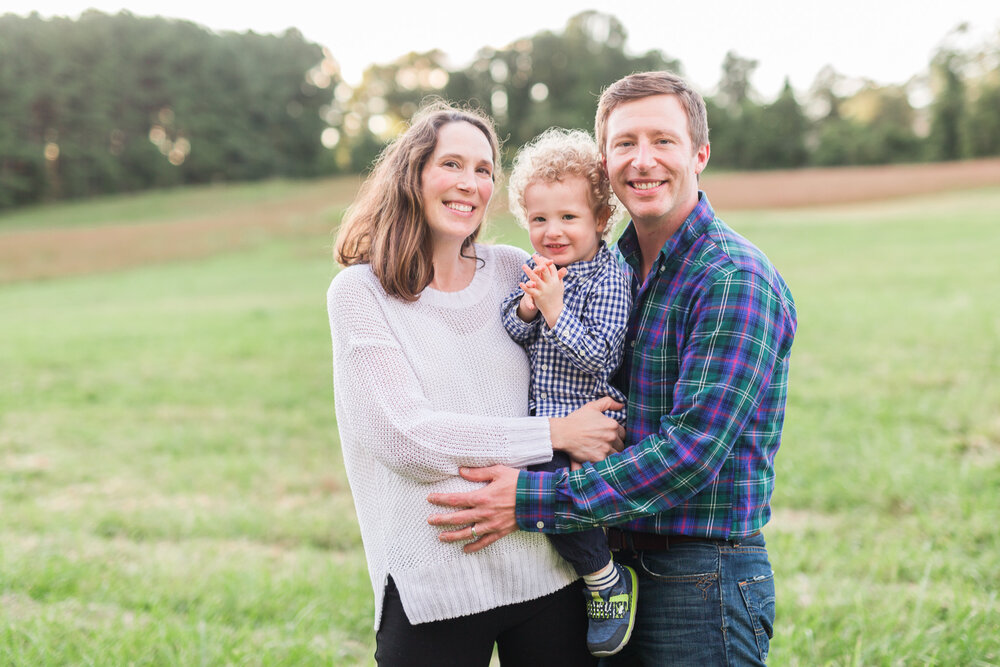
left=700, top=157, right=1000, bottom=210
left=3, top=158, right=1000, bottom=284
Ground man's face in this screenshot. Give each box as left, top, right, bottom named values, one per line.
left=602, top=94, right=709, bottom=231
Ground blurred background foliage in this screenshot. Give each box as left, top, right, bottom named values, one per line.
left=2, top=10, right=999, bottom=210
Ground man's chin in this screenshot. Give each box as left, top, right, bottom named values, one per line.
left=624, top=202, right=670, bottom=224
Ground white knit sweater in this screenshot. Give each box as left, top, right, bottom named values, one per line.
left=327, top=243, right=577, bottom=629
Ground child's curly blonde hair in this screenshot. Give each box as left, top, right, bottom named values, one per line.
left=508, top=127, right=624, bottom=238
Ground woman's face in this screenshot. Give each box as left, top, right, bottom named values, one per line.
left=420, top=121, right=495, bottom=247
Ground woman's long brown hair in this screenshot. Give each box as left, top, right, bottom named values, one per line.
left=334, top=101, right=501, bottom=301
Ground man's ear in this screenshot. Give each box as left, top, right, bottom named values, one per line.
left=695, top=142, right=711, bottom=177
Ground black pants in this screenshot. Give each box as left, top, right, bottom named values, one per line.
left=530, top=451, right=612, bottom=576
left=375, top=577, right=596, bottom=666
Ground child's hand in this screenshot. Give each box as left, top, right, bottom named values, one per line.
left=516, top=291, right=538, bottom=322
left=520, top=255, right=566, bottom=329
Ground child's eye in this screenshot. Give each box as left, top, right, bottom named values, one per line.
left=562, top=214, right=577, bottom=221
left=530, top=216, right=546, bottom=224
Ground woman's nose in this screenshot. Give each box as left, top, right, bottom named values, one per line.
left=456, top=171, right=474, bottom=192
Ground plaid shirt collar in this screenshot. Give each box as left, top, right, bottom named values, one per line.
left=616, top=191, right=715, bottom=278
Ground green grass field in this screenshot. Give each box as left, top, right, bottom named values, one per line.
left=1, top=179, right=998, bottom=665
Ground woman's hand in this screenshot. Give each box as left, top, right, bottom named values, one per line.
left=549, top=397, right=625, bottom=464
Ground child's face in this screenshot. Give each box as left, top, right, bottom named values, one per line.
left=524, top=176, right=608, bottom=266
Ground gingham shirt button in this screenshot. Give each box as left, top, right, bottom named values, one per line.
left=540, top=364, right=548, bottom=371
left=539, top=392, right=547, bottom=399
left=536, top=521, right=545, bottom=529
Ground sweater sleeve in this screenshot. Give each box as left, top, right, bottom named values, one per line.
left=328, top=268, right=553, bottom=484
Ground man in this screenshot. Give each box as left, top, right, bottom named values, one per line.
left=428, top=71, right=797, bottom=665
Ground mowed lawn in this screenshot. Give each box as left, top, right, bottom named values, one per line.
left=1, top=179, right=998, bottom=665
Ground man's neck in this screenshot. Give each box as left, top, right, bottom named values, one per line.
left=634, top=213, right=686, bottom=281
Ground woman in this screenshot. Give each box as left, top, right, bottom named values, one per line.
left=327, top=101, right=621, bottom=665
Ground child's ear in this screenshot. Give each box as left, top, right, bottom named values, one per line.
left=595, top=205, right=612, bottom=234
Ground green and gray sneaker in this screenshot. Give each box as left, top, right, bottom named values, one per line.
left=584, top=563, right=638, bottom=657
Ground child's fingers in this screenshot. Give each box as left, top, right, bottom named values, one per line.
left=532, top=254, right=553, bottom=269
left=522, top=264, right=542, bottom=284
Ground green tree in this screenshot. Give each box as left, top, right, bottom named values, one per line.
left=0, top=11, right=335, bottom=209
left=708, top=52, right=762, bottom=169
left=751, top=79, right=809, bottom=168
left=329, top=11, right=680, bottom=172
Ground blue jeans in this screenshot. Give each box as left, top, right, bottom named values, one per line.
left=600, top=532, right=774, bottom=666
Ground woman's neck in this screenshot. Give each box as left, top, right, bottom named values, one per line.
left=429, top=242, right=477, bottom=292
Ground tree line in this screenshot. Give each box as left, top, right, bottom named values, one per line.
left=0, top=11, right=331, bottom=208
left=1, top=11, right=999, bottom=210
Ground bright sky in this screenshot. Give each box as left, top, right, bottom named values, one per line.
left=9, top=0, right=1000, bottom=98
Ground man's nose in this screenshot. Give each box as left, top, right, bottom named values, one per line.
left=632, top=142, right=655, bottom=170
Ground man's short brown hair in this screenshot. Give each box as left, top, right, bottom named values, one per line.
left=595, top=71, right=709, bottom=154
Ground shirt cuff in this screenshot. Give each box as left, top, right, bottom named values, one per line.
left=503, top=310, right=537, bottom=338
left=515, top=469, right=561, bottom=532
left=541, top=307, right=586, bottom=351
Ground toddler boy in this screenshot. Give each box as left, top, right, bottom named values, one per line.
left=500, top=127, right=636, bottom=658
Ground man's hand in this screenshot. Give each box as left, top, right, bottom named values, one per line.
left=427, top=465, right=520, bottom=553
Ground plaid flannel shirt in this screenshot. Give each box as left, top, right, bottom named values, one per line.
left=501, top=243, right=631, bottom=423
left=515, top=193, right=797, bottom=539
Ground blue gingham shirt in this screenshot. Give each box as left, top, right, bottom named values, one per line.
left=501, top=243, right=631, bottom=423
